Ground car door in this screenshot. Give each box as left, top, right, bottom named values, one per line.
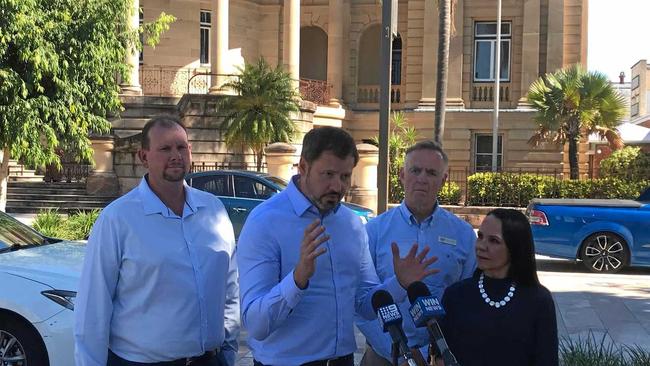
left=188, top=173, right=242, bottom=232
left=231, top=175, right=278, bottom=236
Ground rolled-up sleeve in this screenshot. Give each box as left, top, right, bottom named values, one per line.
left=74, top=212, right=121, bottom=366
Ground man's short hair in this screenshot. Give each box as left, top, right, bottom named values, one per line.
left=405, top=140, right=449, bottom=165
left=141, top=115, right=187, bottom=150
left=301, top=127, right=359, bottom=166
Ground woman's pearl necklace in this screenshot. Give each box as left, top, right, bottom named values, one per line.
left=478, top=273, right=516, bottom=309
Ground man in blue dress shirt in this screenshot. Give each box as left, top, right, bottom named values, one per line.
left=237, top=127, right=438, bottom=366
left=74, top=115, right=239, bottom=366
left=357, top=140, right=477, bottom=365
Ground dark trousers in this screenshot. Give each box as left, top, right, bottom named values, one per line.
left=253, top=353, right=354, bottom=366
left=107, top=349, right=224, bottom=366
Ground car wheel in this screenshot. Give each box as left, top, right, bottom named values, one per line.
left=580, top=232, right=629, bottom=274
left=0, top=313, right=49, bottom=366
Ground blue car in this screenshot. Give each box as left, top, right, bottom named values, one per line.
left=186, top=170, right=375, bottom=238
left=526, top=187, right=650, bottom=273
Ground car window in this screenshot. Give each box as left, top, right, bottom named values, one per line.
left=0, top=212, right=45, bottom=248
left=266, top=176, right=288, bottom=190
left=234, top=176, right=276, bottom=199
left=191, top=175, right=232, bottom=197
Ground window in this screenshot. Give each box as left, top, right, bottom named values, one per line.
left=200, top=10, right=211, bottom=65
left=191, top=175, right=232, bottom=197
left=139, top=8, right=144, bottom=64
left=631, top=102, right=639, bottom=117
left=473, top=22, right=511, bottom=82
left=474, top=134, right=503, bottom=172
left=391, top=35, right=402, bottom=85
left=632, top=75, right=640, bottom=90
left=234, top=176, right=276, bottom=199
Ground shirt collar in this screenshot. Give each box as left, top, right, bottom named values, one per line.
left=138, top=175, right=205, bottom=216
left=398, top=200, right=438, bottom=226
left=286, top=175, right=340, bottom=217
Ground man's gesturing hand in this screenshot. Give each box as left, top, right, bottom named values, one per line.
left=391, top=242, right=439, bottom=289
left=294, top=219, right=330, bottom=289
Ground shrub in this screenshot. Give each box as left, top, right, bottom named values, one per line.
left=559, top=333, right=650, bottom=366
left=467, top=172, right=649, bottom=206
left=438, top=181, right=461, bottom=205
left=33, top=209, right=101, bottom=240
left=33, top=209, right=64, bottom=238
left=600, top=146, right=650, bottom=181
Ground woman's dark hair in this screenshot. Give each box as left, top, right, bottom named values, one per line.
left=301, top=126, right=359, bottom=165
left=483, top=208, right=540, bottom=287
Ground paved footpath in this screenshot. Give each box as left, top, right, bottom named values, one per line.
left=235, top=258, right=650, bottom=365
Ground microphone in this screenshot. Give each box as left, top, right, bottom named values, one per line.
left=371, top=290, right=418, bottom=366
left=407, top=281, right=460, bottom=366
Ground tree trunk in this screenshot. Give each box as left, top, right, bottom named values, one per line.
left=0, top=147, right=10, bottom=212
left=434, top=0, right=452, bottom=145
left=568, top=137, right=579, bottom=180
left=256, top=149, right=264, bottom=172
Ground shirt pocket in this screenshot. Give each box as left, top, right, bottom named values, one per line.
left=421, top=241, right=464, bottom=294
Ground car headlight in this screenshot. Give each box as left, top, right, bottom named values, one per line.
left=42, top=290, right=77, bottom=310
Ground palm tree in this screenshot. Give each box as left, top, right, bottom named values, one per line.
left=527, top=64, right=626, bottom=179
left=218, top=58, right=300, bottom=171
left=434, top=0, right=457, bottom=144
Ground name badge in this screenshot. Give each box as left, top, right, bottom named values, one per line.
left=439, top=236, right=457, bottom=246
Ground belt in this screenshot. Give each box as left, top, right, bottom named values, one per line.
left=107, top=349, right=219, bottom=366
left=254, top=353, right=353, bottom=366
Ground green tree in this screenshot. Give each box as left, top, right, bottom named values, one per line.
left=372, top=111, right=418, bottom=203
left=218, top=58, right=300, bottom=172
left=527, top=64, right=626, bottom=179
left=0, top=0, right=174, bottom=210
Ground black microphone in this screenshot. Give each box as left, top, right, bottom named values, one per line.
left=407, top=281, right=460, bottom=366
left=371, top=290, right=418, bottom=366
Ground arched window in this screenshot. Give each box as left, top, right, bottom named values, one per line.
left=300, top=26, right=328, bottom=81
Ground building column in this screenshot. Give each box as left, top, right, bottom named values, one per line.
left=265, top=143, right=297, bottom=182
left=446, top=0, right=464, bottom=107
left=518, top=0, right=541, bottom=107
left=86, top=136, right=120, bottom=195
left=283, top=0, right=300, bottom=90
left=120, top=0, right=142, bottom=95
left=418, top=0, right=438, bottom=106
left=348, top=143, right=379, bottom=213
left=327, top=0, right=345, bottom=106
left=209, top=0, right=229, bottom=94
left=546, top=0, right=564, bottom=74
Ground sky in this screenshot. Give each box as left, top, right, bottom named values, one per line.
left=588, top=0, right=650, bottom=81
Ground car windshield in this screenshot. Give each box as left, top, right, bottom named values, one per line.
left=0, top=212, right=46, bottom=250
left=266, top=176, right=289, bottom=190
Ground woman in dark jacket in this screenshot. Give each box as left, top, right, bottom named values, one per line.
left=437, top=208, right=558, bottom=366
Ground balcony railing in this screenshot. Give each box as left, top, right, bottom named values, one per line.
left=357, top=85, right=403, bottom=104
left=140, top=66, right=212, bottom=96
left=299, top=78, right=331, bottom=105
left=472, top=83, right=510, bottom=102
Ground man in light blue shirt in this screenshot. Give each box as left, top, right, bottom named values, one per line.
left=74, top=116, right=239, bottom=366
left=357, top=140, right=477, bottom=365
left=237, top=127, right=437, bottom=366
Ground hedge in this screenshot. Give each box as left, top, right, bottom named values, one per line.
left=467, top=173, right=649, bottom=207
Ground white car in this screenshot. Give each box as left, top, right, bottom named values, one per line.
left=0, top=211, right=82, bottom=366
